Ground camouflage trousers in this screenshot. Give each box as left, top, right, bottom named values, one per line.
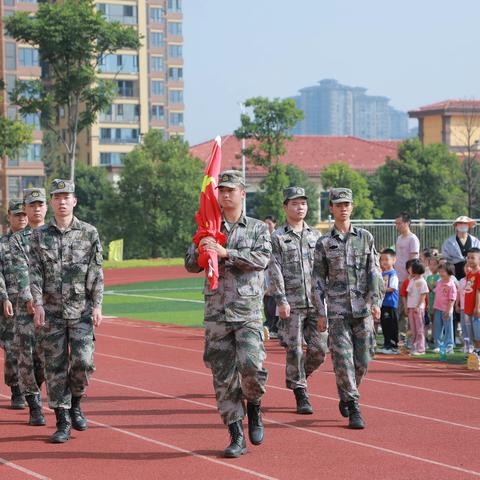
left=14, top=308, right=45, bottom=396
left=38, top=313, right=95, bottom=409
left=278, top=308, right=328, bottom=390
left=0, top=313, right=19, bottom=387
left=204, top=320, right=268, bottom=425
left=328, top=313, right=375, bottom=402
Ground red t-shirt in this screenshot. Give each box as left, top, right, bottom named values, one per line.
left=400, top=278, right=410, bottom=298
left=464, top=271, right=480, bottom=316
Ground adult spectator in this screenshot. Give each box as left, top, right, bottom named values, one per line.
left=442, top=216, right=480, bottom=280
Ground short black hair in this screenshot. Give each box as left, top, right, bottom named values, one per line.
left=411, top=260, right=425, bottom=275
left=439, top=262, right=455, bottom=276
left=467, top=247, right=480, bottom=255
left=405, top=258, right=416, bottom=270
left=421, top=248, right=434, bottom=259
left=396, top=212, right=411, bottom=224
left=381, top=248, right=396, bottom=257
left=264, top=215, right=276, bottom=223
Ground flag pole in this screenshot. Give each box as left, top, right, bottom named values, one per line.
left=239, top=102, right=247, bottom=214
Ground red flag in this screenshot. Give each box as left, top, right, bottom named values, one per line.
left=192, top=136, right=226, bottom=290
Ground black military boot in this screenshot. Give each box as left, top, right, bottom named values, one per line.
left=338, top=400, right=349, bottom=418
left=347, top=400, right=365, bottom=429
left=51, top=408, right=71, bottom=443
left=10, top=385, right=26, bottom=410
left=246, top=402, right=264, bottom=445
left=293, top=387, right=313, bottom=414
left=25, top=394, right=46, bottom=426
left=70, top=396, right=88, bottom=431
left=223, top=420, right=247, bottom=458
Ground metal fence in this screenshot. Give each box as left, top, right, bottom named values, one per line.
left=325, top=219, right=480, bottom=252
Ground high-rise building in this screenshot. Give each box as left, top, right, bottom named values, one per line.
left=0, top=0, right=45, bottom=208
left=291, top=79, right=409, bottom=140
left=0, top=0, right=184, bottom=204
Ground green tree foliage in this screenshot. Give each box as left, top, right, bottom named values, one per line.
left=5, top=0, right=140, bottom=180
left=320, top=162, right=379, bottom=219
left=372, top=139, right=466, bottom=218
left=105, top=131, right=204, bottom=259
left=0, top=116, right=32, bottom=159
left=234, top=97, right=303, bottom=167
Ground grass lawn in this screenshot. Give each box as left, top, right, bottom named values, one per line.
left=104, top=277, right=205, bottom=327
left=104, top=258, right=184, bottom=269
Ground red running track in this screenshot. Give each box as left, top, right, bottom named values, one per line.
left=1, top=317, right=480, bottom=480
left=104, top=266, right=201, bottom=286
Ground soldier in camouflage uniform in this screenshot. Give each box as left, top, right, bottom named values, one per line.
left=185, top=170, right=271, bottom=458
left=10, top=188, right=48, bottom=426
left=312, top=188, right=384, bottom=429
left=268, top=187, right=327, bottom=414
left=29, top=179, right=104, bottom=443
left=0, top=199, right=28, bottom=409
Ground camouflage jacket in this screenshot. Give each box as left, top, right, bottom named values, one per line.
left=185, top=214, right=271, bottom=323
left=29, top=216, right=104, bottom=319
left=312, top=225, right=384, bottom=319
left=0, top=232, right=17, bottom=300
left=9, top=225, right=34, bottom=304
left=269, top=222, right=321, bottom=310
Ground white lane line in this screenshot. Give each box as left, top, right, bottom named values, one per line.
left=95, top=349, right=480, bottom=431
left=88, top=420, right=278, bottom=480
left=96, top=332, right=480, bottom=402
left=105, top=292, right=204, bottom=304
left=91, top=377, right=480, bottom=478
left=0, top=457, right=50, bottom=480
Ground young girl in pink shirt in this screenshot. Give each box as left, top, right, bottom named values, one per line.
left=433, top=263, right=457, bottom=354
left=407, top=261, right=429, bottom=355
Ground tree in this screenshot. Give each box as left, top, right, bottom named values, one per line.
left=320, top=162, right=379, bottom=219
left=372, top=139, right=465, bottom=219
left=106, top=130, right=204, bottom=259
left=5, top=0, right=140, bottom=181
left=234, top=97, right=303, bottom=167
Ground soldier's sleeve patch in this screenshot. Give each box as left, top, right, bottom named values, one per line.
left=95, top=252, right=103, bottom=265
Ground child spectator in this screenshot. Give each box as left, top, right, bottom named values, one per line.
left=406, top=260, right=429, bottom=356
left=426, top=256, right=441, bottom=345
left=399, top=258, right=416, bottom=349
left=432, top=263, right=457, bottom=354
left=456, top=264, right=473, bottom=353
left=379, top=249, right=399, bottom=354
left=464, top=248, right=480, bottom=357
left=420, top=248, right=434, bottom=278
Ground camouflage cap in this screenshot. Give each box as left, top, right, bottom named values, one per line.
left=8, top=198, right=24, bottom=214
left=283, top=186, right=308, bottom=202
left=329, top=187, right=353, bottom=204
left=217, top=170, right=245, bottom=188
left=51, top=179, right=75, bottom=195
left=24, top=187, right=46, bottom=204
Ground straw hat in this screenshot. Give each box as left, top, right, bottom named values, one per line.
left=452, top=216, right=477, bottom=228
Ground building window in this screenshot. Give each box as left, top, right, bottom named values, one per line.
left=168, top=22, right=182, bottom=35
left=19, top=48, right=39, bottom=67
left=150, top=31, right=164, bottom=48
left=4, top=0, right=15, bottom=6
left=5, top=75, right=16, bottom=94
left=168, top=45, right=182, bottom=58
left=150, top=56, right=164, bottom=72
left=100, top=152, right=126, bottom=166
left=18, top=144, right=42, bottom=162
left=168, top=67, right=183, bottom=81
left=167, top=0, right=181, bottom=12
left=151, top=105, right=165, bottom=120
left=22, top=176, right=42, bottom=189
left=169, top=89, right=183, bottom=103
left=23, top=113, right=41, bottom=129
left=8, top=177, right=21, bottom=199
left=97, top=3, right=137, bottom=24
left=116, top=80, right=137, bottom=97
left=149, top=7, right=163, bottom=22
left=151, top=80, right=165, bottom=96
left=169, top=112, right=183, bottom=126
left=6, top=43, right=16, bottom=70
left=99, top=54, right=138, bottom=74
left=100, top=128, right=139, bottom=144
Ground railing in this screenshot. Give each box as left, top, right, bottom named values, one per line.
left=99, top=138, right=140, bottom=145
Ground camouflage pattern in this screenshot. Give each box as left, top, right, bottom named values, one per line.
left=283, top=187, right=308, bottom=202
left=312, top=225, right=384, bottom=402
left=8, top=198, right=24, bottom=214
left=10, top=225, right=45, bottom=395
left=204, top=320, right=267, bottom=425
left=217, top=170, right=245, bottom=188
left=23, top=188, right=46, bottom=204
left=29, top=217, right=104, bottom=319
left=269, top=222, right=327, bottom=389
left=29, top=216, right=103, bottom=408
left=185, top=214, right=271, bottom=424
left=50, top=178, right=75, bottom=195
left=277, top=308, right=327, bottom=389
left=0, top=232, right=20, bottom=387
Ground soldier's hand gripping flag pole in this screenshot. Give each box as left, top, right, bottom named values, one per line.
left=192, top=136, right=226, bottom=290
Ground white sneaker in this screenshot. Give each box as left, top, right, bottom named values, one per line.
left=410, top=351, right=426, bottom=356
left=446, top=348, right=455, bottom=355
left=432, top=348, right=440, bottom=353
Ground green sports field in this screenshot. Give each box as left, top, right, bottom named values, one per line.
left=103, top=277, right=205, bottom=327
